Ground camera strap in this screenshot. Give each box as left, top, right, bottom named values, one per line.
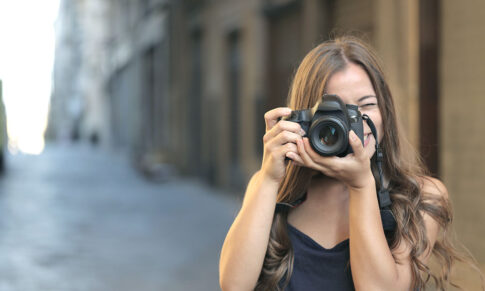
left=362, top=114, right=396, bottom=232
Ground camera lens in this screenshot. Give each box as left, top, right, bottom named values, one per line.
left=319, top=125, right=339, bottom=146
left=308, top=117, right=348, bottom=156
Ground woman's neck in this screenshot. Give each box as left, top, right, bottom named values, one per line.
left=287, top=174, right=350, bottom=243
left=305, top=174, right=350, bottom=209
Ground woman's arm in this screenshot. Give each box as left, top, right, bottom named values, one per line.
left=348, top=176, right=445, bottom=291
left=219, top=171, right=280, bottom=291
left=219, top=107, right=305, bottom=291
left=348, top=177, right=410, bottom=290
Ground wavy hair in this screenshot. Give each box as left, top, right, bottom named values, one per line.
left=255, top=36, right=483, bottom=290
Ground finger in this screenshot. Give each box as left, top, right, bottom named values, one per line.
left=263, top=120, right=305, bottom=143
left=264, top=107, right=292, bottom=132
left=268, top=131, right=303, bottom=148
left=302, top=137, right=338, bottom=166
left=286, top=152, right=304, bottom=165
left=282, top=142, right=298, bottom=154
left=302, top=137, right=319, bottom=160
left=266, top=142, right=298, bottom=164
left=296, top=138, right=312, bottom=165
left=296, top=139, right=324, bottom=169
left=349, top=130, right=365, bottom=159
left=302, top=138, right=342, bottom=178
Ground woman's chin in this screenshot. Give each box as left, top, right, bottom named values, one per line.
left=311, top=171, right=339, bottom=182
left=311, top=170, right=323, bottom=177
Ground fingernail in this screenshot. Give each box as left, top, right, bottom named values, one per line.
left=299, top=129, right=305, bottom=136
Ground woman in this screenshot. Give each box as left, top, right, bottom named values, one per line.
left=219, top=36, right=480, bottom=290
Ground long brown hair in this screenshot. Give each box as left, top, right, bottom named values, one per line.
left=256, top=36, right=484, bottom=290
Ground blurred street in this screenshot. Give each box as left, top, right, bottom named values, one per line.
left=0, top=143, right=240, bottom=291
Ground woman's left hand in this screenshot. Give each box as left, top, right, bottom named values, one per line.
left=290, top=130, right=375, bottom=190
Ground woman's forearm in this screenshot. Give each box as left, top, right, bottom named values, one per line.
left=348, top=178, right=406, bottom=291
left=219, top=171, right=280, bottom=291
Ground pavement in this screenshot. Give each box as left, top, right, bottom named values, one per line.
left=0, top=143, right=241, bottom=291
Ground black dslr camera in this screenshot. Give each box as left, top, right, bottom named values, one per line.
left=282, top=94, right=364, bottom=157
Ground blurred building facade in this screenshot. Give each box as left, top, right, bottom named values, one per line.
left=105, top=0, right=170, bottom=171
left=48, top=0, right=85, bottom=142
left=441, top=1, right=485, bottom=273
left=170, top=0, right=423, bottom=188
left=49, top=0, right=171, bottom=169
left=48, top=0, right=113, bottom=145
left=49, top=0, right=485, bottom=279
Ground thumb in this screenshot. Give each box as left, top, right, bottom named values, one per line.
left=349, top=130, right=365, bottom=158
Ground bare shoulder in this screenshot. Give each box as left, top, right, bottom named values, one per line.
left=391, top=177, right=450, bottom=268
left=419, top=176, right=450, bottom=202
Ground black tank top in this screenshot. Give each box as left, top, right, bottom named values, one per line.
left=281, top=223, right=355, bottom=291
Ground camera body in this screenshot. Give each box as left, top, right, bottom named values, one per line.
left=282, top=94, right=364, bottom=157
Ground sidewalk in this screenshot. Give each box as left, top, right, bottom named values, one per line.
left=0, top=143, right=242, bottom=291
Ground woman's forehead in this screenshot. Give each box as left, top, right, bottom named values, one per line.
left=325, top=64, right=376, bottom=104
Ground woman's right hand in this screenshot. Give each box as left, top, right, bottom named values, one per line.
left=261, top=107, right=305, bottom=183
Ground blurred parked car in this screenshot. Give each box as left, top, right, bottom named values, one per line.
left=0, top=80, right=6, bottom=173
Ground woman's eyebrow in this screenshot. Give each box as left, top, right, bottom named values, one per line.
left=357, top=95, right=377, bottom=102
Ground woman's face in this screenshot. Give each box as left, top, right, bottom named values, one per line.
left=325, top=62, right=383, bottom=158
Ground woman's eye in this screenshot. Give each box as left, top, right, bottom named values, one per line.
left=360, top=103, right=377, bottom=108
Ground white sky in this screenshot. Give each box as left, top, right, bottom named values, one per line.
left=0, top=0, right=60, bottom=154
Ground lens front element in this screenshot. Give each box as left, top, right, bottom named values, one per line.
left=319, top=125, right=339, bottom=146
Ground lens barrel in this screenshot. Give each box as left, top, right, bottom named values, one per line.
left=309, top=117, right=349, bottom=156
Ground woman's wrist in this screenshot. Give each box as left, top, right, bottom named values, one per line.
left=240, top=170, right=280, bottom=212
left=347, top=171, right=376, bottom=193
left=259, top=168, right=284, bottom=187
